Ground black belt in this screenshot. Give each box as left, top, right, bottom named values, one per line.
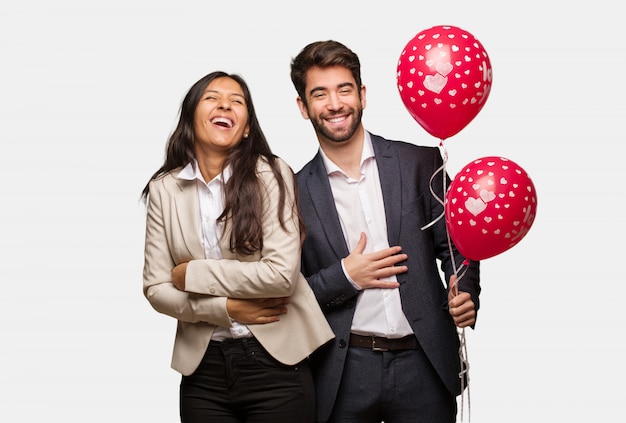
left=349, top=334, right=420, bottom=351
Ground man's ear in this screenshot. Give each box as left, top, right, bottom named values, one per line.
left=360, top=84, right=367, bottom=110
left=296, top=97, right=310, bottom=120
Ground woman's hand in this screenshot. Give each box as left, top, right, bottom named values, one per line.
left=226, top=297, right=290, bottom=324
left=172, top=262, right=189, bottom=290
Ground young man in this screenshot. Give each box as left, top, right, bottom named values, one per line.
left=290, top=40, right=482, bottom=423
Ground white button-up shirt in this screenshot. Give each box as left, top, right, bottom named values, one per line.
left=178, top=161, right=252, bottom=340
left=320, top=132, right=414, bottom=338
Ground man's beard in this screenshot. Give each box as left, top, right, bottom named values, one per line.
left=310, top=108, right=363, bottom=143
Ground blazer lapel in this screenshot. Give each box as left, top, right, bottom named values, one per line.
left=173, top=178, right=206, bottom=260
left=371, top=135, right=402, bottom=247
left=304, top=154, right=350, bottom=259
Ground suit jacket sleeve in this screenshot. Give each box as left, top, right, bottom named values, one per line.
left=414, top=144, right=481, bottom=315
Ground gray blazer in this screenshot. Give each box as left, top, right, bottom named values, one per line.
left=297, top=133, right=481, bottom=422
left=143, top=157, right=334, bottom=376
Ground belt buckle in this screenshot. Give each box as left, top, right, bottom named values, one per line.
left=371, top=336, right=388, bottom=352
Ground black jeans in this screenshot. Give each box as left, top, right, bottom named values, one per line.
left=180, top=337, right=315, bottom=423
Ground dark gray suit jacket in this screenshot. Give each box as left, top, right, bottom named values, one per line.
left=297, top=133, right=481, bottom=422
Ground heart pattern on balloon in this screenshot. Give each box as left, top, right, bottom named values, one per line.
left=424, top=74, right=448, bottom=94
left=445, top=156, right=537, bottom=260
left=397, top=25, right=493, bottom=140
left=479, top=189, right=496, bottom=202
left=464, top=197, right=487, bottom=216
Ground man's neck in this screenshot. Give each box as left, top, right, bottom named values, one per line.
left=319, top=127, right=365, bottom=179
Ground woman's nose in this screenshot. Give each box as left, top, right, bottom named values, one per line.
left=218, top=100, right=231, bottom=110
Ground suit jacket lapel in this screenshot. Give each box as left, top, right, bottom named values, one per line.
left=305, top=153, right=350, bottom=259
left=371, top=135, right=402, bottom=247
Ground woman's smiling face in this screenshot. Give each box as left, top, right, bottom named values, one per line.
left=193, top=76, right=250, bottom=157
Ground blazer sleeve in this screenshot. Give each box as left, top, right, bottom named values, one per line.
left=143, top=177, right=232, bottom=326
left=425, top=147, right=481, bottom=313
left=184, top=157, right=303, bottom=299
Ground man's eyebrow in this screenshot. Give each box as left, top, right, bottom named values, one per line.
left=308, top=82, right=354, bottom=96
left=309, top=86, right=326, bottom=96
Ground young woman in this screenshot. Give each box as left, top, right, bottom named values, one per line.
left=141, top=71, right=333, bottom=422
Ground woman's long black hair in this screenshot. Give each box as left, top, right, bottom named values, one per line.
left=141, top=71, right=304, bottom=254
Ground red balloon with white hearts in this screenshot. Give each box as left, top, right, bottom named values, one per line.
left=397, top=25, right=493, bottom=140
left=445, top=156, right=537, bottom=261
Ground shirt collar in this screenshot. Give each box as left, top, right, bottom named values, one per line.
left=320, top=130, right=374, bottom=176
left=177, top=159, right=232, bottom=184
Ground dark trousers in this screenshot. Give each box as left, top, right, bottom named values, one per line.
left=328, top=346, right=457, bottom=423
left=180, top=337, right=315, bottom=423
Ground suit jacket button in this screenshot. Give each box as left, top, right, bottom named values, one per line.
left=339, top=339, right=347, bottom=348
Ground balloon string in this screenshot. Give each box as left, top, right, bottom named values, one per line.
left=434, top=140, right=471, bottom=422
left=450, top=246, right=471, bottom=421
left=448, top=226, right=471, bottom=422
left=420, top=141, right=447, bottom=231
left=419, top=140, right=471, bottom=420
left=458, top=327, right=471, bottom=422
